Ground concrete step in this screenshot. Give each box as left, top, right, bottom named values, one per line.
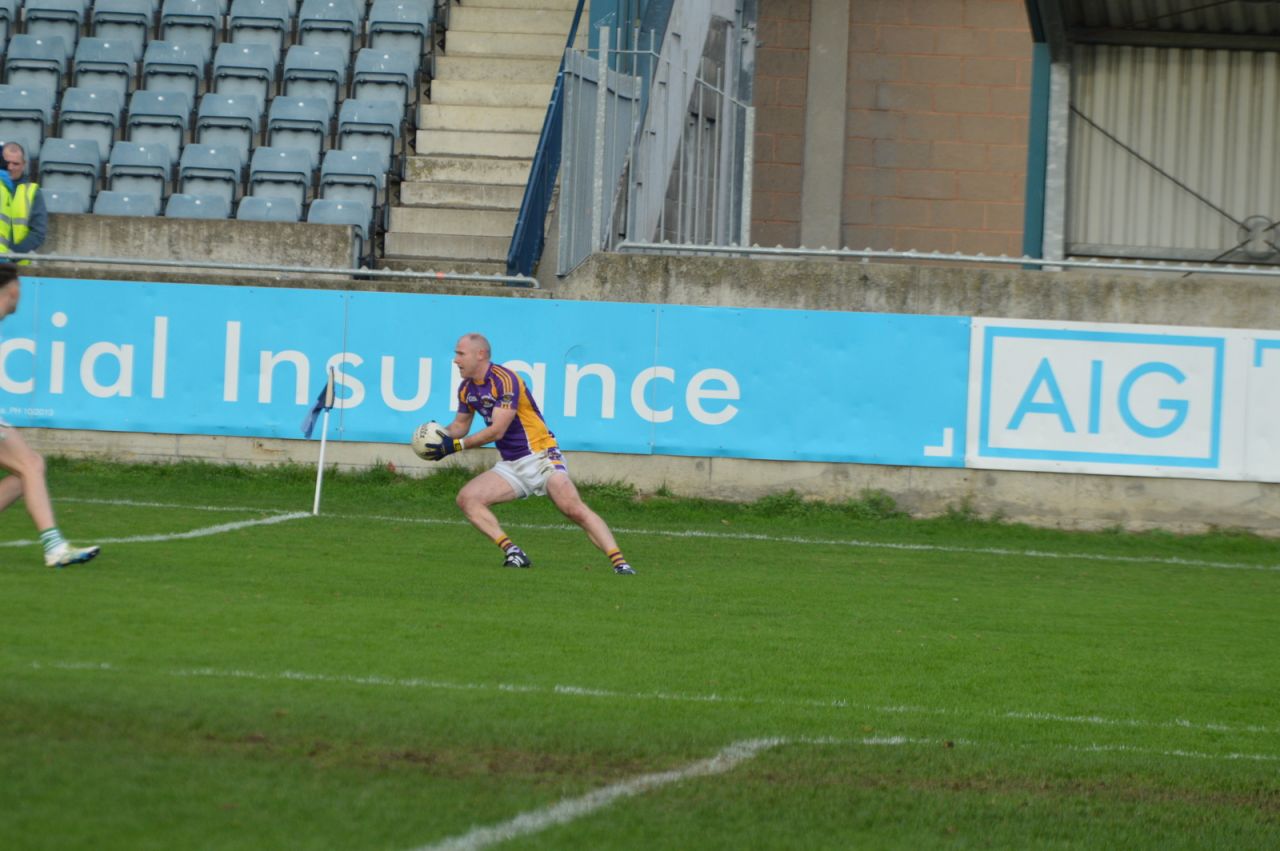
left=450, top=6, right=576, bottom=35
left=458, top=0, right=580, bottom=9
left=405, top=155, right=531, bottom=185
left=399, top=180, right=526, bottom=209
left=420, top=103, right=545, bottom=133
left=446, top=31, right=567, bottom=59
left=379, top=256, right=516, bottom=279
left=390, top=206, right=518, bottom=238
left=384, top=231, right=512, bottom=263
left=431, top=79, right=553, bottom=108
left=434, top=55, right=561, bottom=83
left=415, top=128, right=539, bottom=159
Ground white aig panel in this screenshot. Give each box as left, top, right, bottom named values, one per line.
left=1067, top=44, right=1280, bottom=264
left=967, top=318, right=1259, bottom=481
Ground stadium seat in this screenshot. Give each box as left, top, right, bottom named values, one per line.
left=43, top=186, right=93, bottom=213
left=236, top=193, right=300, bottom=222
left=142, top=40, right=209, bottom=103
left=126, top=89, right=193, bottom=165
left=0, top=84, right=57, bottom=159
left=367, top=0, right=434, bottom=61
left=23, top=0, right=85, bottom=61
left=248, top=144, right=313, bottom=208
left=5, top=35, right=69, bottom=94
left=266, top=96, right=330, bottom=164
left=351, top=47, right=418, bottom=111
left=0, top=0, right=16, bottom=54
left=319, top=147, right=386, bottom=210
left=212, top=41, right=278, bottom=103
left=94, top=189, right=162, bottom=217
left=160, top=0, right=224, bottom=64
left=297, top=0, right=361, bottom=55
left=178, top=144, right=243, bottom=206
left=195, top=92, right=263, bottom=166
left=57, top=86, right=125, bottom=160
left=166, top=191, right=232, bottom=219
left=108, top=139, right=171, bottom=199
left=282, top=45, right=348, bottom=115
left=38, top=137, right=103, bottom=203
left=228, top=0, right=293, bottom=61
left=337, top=96, right=401, bottom=162
left=91, top=0, right=153, bottom=57
left=307, top=197, right=371, bottom=264
left=73, top=38, right=140, bottom=100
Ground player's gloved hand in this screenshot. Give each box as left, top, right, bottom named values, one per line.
left=425, top=437, right=462, bottom=461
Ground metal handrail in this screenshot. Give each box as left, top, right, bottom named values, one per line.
left=505, top=0, right=589, bottom=277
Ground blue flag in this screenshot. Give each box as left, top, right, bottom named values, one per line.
left=301, top=367, right=336, bottom=439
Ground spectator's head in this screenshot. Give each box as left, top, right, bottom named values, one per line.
left=0, top=263, right=20, bottom=319
left=3, top=143, right=27, bottom=180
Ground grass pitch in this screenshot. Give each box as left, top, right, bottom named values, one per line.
left=2, top=458, right=1278, bottom=850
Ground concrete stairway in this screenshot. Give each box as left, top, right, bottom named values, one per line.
left=382, top=0, right=585, bottom=277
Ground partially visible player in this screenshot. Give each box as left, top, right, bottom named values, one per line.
left=0, top=264, right=100, bottom=567
left=421, top=332, right=635, bottom=576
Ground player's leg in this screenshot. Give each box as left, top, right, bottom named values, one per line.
left=456, top=470, right=531, bottom=567
left=0, top=428, right=99, bottom=567
left=546, top=473, right=635, bottom=575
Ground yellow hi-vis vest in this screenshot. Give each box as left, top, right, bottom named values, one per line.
left=0, top=181, right=38, bottom=265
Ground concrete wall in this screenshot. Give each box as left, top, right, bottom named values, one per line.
left=21, top=250, right=1280, bottom=535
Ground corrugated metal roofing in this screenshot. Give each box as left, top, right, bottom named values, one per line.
left=1064, top=0, right=1280, bottom=37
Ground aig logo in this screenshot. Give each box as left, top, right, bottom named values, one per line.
left=972, top=322, right=1224, bottom=469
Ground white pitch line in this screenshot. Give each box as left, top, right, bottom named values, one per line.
left=0, top=512, right=309, bottom=548
left=61, top=497, right=295, bottom=514
left=29, top=660, right=1279, bottom=738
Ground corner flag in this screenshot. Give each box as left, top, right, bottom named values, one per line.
left=301, top=368, right=336, bottom=438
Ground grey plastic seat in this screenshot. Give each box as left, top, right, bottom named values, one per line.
left=248, top=145, right=314, bottom=208
left=23, top=0, right=84, bottom=61
left=351, top=47, right=418, bottom=109
left=43, top=187, right=93, bottom=213
left=319, top=147, right=386, bottom=210
left=0, top=84, right=57, bottom=159
left=143, top=40, right=209, bottom=102
left=166, top=191, right=231, bottom=219
left=236, top=193, right=300, bottom=222
left=195, top=92, right=263, bottom=166
left=337, top=96, right=401, bottom=161
left=178, top=143, right=243, bottom=206
left=91, top=0, right=153, bottom=57
left=5, top=35, right=70, bottom=94
left=0, top=0, right=17, bottom=52
left=38, top=137, right=103, bottom=202
left=126, top=89, right=192, bottom=165
left=108, top=139, right=171, bottom=199
left=228, top=0, right=292, bottom=60
left=307, top=197, right=371, bottom=265
left=94, top=189, right=162, bottom=217
left=282, top=45, right=347, bottom=115
left=367, top=0, right=433, bottom=60
left=160, top=0, right=223, bottom=64
left=266, top=96, right=330, bottom=164
left=212, top=41, right=278, bottom=103
left=297, top=0, right=361, bottom=55
left=73, top=38, right=139, bottom=100
left=57, top=86, right=125, bottom=159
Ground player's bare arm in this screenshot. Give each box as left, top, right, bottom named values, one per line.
left=453, top=406, right=515, bottom=450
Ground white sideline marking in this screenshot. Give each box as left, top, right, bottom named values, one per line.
left=30, top=660, right=1278, bottom=738
left=0, top=512, right=309, bottom=548
left=43, top=497, right=1280, bottom=573
left=62, top=497, right=294, bottom=514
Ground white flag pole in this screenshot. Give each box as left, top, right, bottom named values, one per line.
left=312, top=407, right=331, bottom=516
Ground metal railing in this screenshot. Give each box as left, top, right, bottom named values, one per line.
left=505, top=0, right=589, bottom=277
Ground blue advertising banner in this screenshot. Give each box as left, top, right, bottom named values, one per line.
left=0, top=277, right=972, bottom=468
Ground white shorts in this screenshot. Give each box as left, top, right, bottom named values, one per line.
left=492, top=448, right=569, bottom=499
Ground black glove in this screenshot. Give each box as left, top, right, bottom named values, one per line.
left=425, top=437, right=462, bottom=461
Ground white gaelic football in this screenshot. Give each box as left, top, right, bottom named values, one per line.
left=410, top=421, right=449, bottom=459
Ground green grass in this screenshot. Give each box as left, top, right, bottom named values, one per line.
left=2, top=458, right=1278, bottom=850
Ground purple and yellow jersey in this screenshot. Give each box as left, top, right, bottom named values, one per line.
left=457, top=363, right=559, bottom=461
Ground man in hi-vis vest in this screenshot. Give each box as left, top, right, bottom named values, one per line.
left=0, top=143, right=47, bottom=264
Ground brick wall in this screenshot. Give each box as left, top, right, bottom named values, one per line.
left=752, top=0, right=1034, bottom=255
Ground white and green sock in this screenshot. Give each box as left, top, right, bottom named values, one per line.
left=39, top=527, right=67, bottom=555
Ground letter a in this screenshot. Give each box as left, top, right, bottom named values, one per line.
left=1007, top=357, right=1075, bottom=433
